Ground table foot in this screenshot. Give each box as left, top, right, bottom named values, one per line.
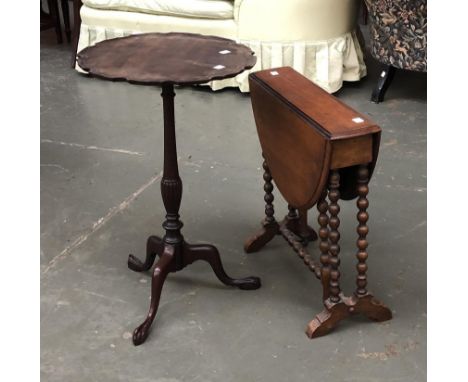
left=354, top=294, right=393, bottom=322
left=132, top=245, right=174, bottom=346
left=185, top=243, right=261, bottom=290
left=128, top=236, right=163, bottom=272
left=306, top=293, right=392, bottom=339
left=131, top=237, right=261, bottom=345
left=244, top=221, right=279, bottom=253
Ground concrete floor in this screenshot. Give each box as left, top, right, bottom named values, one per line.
left=41, top=29, right=426, bottom=382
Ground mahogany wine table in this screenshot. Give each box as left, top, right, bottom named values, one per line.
left=244, top=67, right=392, bottom=338
left=77, top=33, right=260, bottom=346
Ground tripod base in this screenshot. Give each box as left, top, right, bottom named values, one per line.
left=129, top=235, right=261, bottom=346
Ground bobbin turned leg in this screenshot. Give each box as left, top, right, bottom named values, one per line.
left=306, top=167, right=391, bottom=339
left=317, top=189, right=330, bottom=301
left=353, top=165, right=392, bottom=322
left=244, top=156, right=280, bottom=253
left=355, top=165, right=371, bottom=297
left=327, top=171, right=342, bottom=304
left=307, top=170, right=348, bottom=338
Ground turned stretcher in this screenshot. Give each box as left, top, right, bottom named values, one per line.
left=244, top=67, right=392, bottom=338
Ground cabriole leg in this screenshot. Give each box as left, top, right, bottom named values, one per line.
left=132, top=246, right=174, bottom=346
left=184, top=244, right=260, bottom=290
left=128, top=236, right=163, bottom=272
left=131, top=84, right=261, bottom=345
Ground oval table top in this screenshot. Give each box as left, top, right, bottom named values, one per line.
left=77, top=32, right=256, bottom=86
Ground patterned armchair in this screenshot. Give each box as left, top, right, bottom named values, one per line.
left=364, top=0, right=427, bottom=102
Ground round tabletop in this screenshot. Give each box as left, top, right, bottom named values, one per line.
left=77, top=32, right=257, bottom=86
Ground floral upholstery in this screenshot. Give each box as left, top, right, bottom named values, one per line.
left=364, top=0, right=427, bottom=72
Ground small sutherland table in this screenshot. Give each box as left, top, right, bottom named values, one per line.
left=244, top=67, right=392, bottom=338
left=77, top=33, right=260, bottom=346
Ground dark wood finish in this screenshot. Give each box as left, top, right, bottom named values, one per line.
left=297, top=208, right=317, bottom=244
left=243, top=157, right=280, bottom=253
left=302, top=166, right=393, bottom=339
left=327, top=170, right=342, bottom=304
left=132, top=245, right=173, bottom=346
left=128, top=236, right=162, bottom=272
left=331, top=135, right=373, bottom=169
left=251, top=67, right=380, bottom=139
left=70, top=0, right=82, bottom=68
left=77, top=32, right=256, bottom=86
left=41, top=0, right=63, bottom=44
left=132, top=239, right=261, bottom=345
left=263, top=157, right=276, bottom=226
left=317, top=189, right=330, bottom=301
left=79, top=34, right=260, bottom=345
left=245, top=66, right=392, bottom=339
left=371, top=64, right=396, bottom=103
left=244, top=157, right=318, bottom=253
left=306, top=294, right=392, bottom=338
left=284, top=206, right=317, bottom=244
left=131, top=83, right=260, bottom=345
left=279, top=223, right=321, bottom=278
left=355, top=165, right=370, bottom=296
left=61, top=0, right=72, bottom=42
left=287, top=205, right=298, bottom=223
left=249, top=67, right=381, bottom=210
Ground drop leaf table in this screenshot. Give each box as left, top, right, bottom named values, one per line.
left=244, top=67, right=392, bottom=338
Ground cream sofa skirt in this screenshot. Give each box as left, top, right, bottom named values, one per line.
left=76, top=7, right=366, bottom=93
left=208, top=33, right=366, bottom=93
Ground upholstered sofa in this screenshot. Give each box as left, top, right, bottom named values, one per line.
left=364, top=0, right=427, bottom=102
left=74, top=0, right=366, bottom=93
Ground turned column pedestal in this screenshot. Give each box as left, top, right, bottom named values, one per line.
left=77, top=32, right=262, bottom=345
left=128, top=84, right=260, bottom=345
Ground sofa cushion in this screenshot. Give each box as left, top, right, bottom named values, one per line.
left=82, top=0, right=234, bottom=20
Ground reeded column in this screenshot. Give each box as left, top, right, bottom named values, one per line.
left=160, top=84, right=183, bottom=247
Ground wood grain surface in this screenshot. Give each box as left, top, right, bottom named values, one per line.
left=251, top=67, right=380, bottom=140
left=245, top=67, right=391, bottom=340
left=77, top=32, right=256, bottom=85
left=249, top=67, right=382, bottom=207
